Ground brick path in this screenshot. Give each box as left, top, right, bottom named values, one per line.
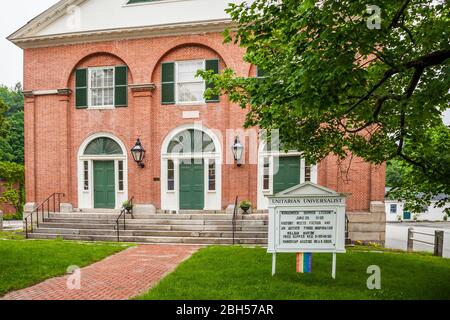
left=2, top=244, right=199, bottom=300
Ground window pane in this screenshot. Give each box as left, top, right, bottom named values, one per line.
left=118, top=161, right=124, bottom=191
left=390, top=204, right=397, bottom=214
left=263, top=157, right=270, bottom=190
left=168, top=160, right=175, bottom=191
left=178, top=82, right=204, bottom=102
left=305, top=163, right=311, bottom=182
left=177, top=61, right=203, bottom=82
left=104, top=88, right=114, bottom=105
left=208, top=160, right=216, bottom=191
left=83, top=161, right=89, bottom=191
left=90, top=68, right=114, bottom=106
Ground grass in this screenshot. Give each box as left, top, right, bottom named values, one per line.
left=0, top=234, right=133, bottom=296
left=138, top=246, right=450, bottom=300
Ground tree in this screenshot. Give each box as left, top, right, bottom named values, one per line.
left=0, top=111, right=24, bottom=164
left=387, top=124, right=450, bottom=215
left=0, top=99, right=9, bottom=139
left=0, top=161, right=25, bottom=215
left=0, top=84, right=24, bottom=164
left=200, top=0, right=449, bottom=210
left=0, top=83, right=24, bottom=115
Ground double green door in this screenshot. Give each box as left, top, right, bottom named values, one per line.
left=93, top=161, right=115, bottom=209
left=273, top=156, right=301, bottom=194
left=179, top=160, right=204, bottom=210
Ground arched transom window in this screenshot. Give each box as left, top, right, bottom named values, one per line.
left=167, top=129, right=215, bottom=154
left=84, top=137, right=123, bottom=155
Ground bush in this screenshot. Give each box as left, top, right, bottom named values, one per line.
left=0, top=162, right=24, bottom=215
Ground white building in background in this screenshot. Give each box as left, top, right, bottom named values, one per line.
left=385, top=194, right=450, bottom=222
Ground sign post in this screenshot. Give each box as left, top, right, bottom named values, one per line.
left=267, top=182, right=347, bottom=278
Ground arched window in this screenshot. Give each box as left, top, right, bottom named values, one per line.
left=84, top=137, right=123, bottom=155
left=167, top=129, right=215, bottom=154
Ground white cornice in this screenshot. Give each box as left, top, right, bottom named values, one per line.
left=9, top=19, right=233, bottom=49
left=8, top=0, right=87, bottom=41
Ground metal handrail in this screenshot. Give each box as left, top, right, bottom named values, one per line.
left=116, top=196, right=134, bottom=242
left=232, top=196, right=238, bottom=245
left=25, top=193, right=65, bottom=239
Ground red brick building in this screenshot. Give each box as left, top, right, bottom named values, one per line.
left=9, top=0, right=385, bottom=242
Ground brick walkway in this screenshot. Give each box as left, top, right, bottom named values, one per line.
left=2, top=244, right=199, bottom=300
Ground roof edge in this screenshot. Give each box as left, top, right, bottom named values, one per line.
left=8, top=0, right=88, bottom=42
left=9, top=19, right=233, bottom=49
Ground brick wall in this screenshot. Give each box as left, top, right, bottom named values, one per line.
left=23, top=32, right=385, bottom=214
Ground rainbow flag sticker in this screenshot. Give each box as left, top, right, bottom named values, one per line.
left=296, top=253, right=312, bottom=273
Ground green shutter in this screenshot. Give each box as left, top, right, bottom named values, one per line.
left=161, top=62, right=175, bottom=105
left=205, top=59, right=220, bottom=103
left=75, top=69, right=88, bottom=109
left=115, top=66, right=128, bottom=107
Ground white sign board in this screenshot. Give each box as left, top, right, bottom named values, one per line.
left=268, top=182, right=347, bottom=254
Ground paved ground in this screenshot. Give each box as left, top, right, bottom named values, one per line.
left=0, top=220, right=22, bottom=231
left=386, top=222, right=450, bottom=255
left=2, top=244, right=199, bottom=300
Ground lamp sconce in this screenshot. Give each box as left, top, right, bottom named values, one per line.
left=231, top=136, right=244, bottom=167
left=131, top=138, right=146, bottom=168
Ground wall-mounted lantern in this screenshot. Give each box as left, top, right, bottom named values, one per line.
left=231, top=136, right=244, bottom=167
left=131, top=138, right=146, bottom=168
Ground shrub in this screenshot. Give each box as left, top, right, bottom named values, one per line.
left=0, top=162, right=24, bottom=215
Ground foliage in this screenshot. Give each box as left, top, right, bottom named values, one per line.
left=0, top=99, right=9, bottom=139
left=239, top=200, right=252, bottom=209
left=138, top=246, right=450, bottom=300
left=0, top=162, right=25, bottom=214
left=0, top=83, right=24, bottom=164
left=122, top=200, right=134, bottom=210
left=0, top=111, right=24, bottom=164
left=199, top=0, right=450, bottom=210
left=387, top=125, right=450, bottom=214
left=0, top=83, right=24, bottom=115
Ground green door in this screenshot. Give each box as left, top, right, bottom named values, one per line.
left=273, top=156, right=301, bottom=194
left=93, top=161, right=115, bottom=209
left=179, top=160, right=204, bottom=210
left=403, top=211, right=411, bottom=220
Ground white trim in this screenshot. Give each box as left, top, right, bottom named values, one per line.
left=257, top=141, right=318, bottom=210
left=29, top=90, right=59, bottom=96
left=77, top=132, right=128, bottom=210
left=160, top=124, right=222, bottom=212
left=124, top=0, right=194, bottom=7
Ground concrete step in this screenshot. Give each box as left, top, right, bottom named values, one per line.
left=27, top=233, right=268, bottom=245
left=33, top=227, right=268, bottom=238
left=39, top=222, right=268, bottom=232
left=44, top=217, right=268, bottom=226
left=48, top=212, right=268, bottom=220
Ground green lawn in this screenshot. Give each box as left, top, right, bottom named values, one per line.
left=0, top=235, right=133, bottom=296
left=138, top=246, right=450, bottom=300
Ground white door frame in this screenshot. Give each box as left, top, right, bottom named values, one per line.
left=77, top=132, right=128, bottom=210
left=257, top=143, right=318, bottom=210
left=160, top=124, right=222, bottom=212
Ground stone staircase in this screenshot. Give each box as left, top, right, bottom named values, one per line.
left=27, top=211, right=268, bottom=245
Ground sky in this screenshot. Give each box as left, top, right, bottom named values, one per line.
left=0, top=0, right=449, bottom=124
left=0, top=0, right=59, bottom=88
